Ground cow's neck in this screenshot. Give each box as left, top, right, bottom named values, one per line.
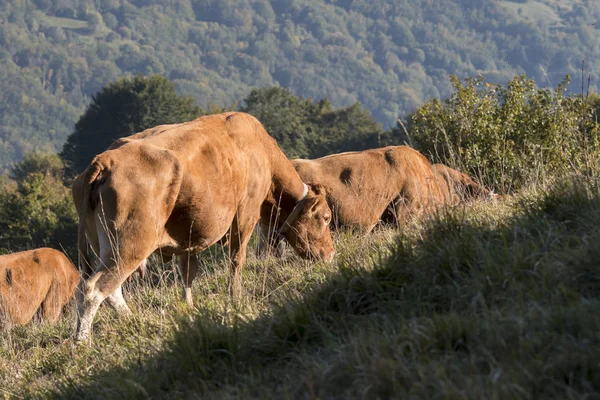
left=271, top=176, right=307, bottom=220
left=263, top=156, right=309, bottom=227
left=269, top=141, right=309, bottom=200
left=272, top=175, right=307, bottom=203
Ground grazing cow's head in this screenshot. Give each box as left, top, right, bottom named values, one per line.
left=279, top=184, right=335, bottom=262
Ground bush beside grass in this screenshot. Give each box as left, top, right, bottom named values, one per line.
left=410, top=75, right=600, bottom=194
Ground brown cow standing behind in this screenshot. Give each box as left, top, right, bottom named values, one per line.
left=258, top=145, right=444, bottom=254
left=286, top=149, right=496, bottom=231
left=0, top=248, right=79, bottom=327
left=298, top=146, right=449, bottom=230
left=258, top=147, right=496, bottom=256
left=72, top=112, right=335, bottom=342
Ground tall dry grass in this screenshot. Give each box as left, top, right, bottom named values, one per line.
left=1, top=173, right=600, bottom=398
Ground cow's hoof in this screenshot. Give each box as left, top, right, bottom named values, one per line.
left=116, top=307, right=133, bottom=317
left=72, top=335, right=91, bottom=346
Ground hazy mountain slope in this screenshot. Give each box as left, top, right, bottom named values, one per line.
left=0, top=0, right=598, bottom=170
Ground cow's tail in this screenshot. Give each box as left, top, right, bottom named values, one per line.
left=76, top=159, right=106, bottom=278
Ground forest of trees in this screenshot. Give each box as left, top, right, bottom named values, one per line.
left=1, top=0, right=599, bottom=171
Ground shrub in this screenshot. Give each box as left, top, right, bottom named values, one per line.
left=410, top=74, right=600, bottom=193
left=0, top=153, right=77, bottom=258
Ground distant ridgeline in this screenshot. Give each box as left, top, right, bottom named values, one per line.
left=0, top=0, right=598, bottom=170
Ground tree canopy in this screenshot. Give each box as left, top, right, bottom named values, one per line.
left=61, top=75, right=201, bottom=175
left=241, top=87, right=391, bottom=159
left=1, top=0, right=600, bottom=170
left=410, top=74, right=600, bottom=193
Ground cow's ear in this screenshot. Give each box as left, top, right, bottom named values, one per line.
left=306, top=196, right=329, bottom=217
left=308, top=182, right=326, bottom=197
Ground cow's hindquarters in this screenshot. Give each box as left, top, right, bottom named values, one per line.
left=74, top=146, right=183, bottom=342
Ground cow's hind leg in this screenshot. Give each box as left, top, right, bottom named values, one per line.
left=178, top=252, right=198, bottom=308
left=41, top=279, right=64, bottom=323
left=75, top=240, right=149, bottom=343
left=76, top=272, right=105, bottom=342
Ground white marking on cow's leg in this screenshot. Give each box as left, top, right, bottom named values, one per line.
left=76, top=213, right=135, bottom=343
left=178, top=252, right=198, bottom=308
left=95, top=211, right=132, bottom=316
left=74, top=273, right=105, bottom=343
left=182, top=287, right=193, bottom=308
left=106, top=286, right=132, bottom=316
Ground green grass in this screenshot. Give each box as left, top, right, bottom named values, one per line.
left=41, top=15, right=89, bottom=30
left=2, top=176, right=600, bottom=398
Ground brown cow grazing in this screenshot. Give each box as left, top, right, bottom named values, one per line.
left=257, top=145, right=444, bottom=256
left=72, top=112, right=335, bottom=342
left=431, top=163, right=497, bottom=204
left=258, top=148, right=498, bottom=256
left=296, top=146, right=446, bottom=229
left=0, top=248, right=79, bottom=327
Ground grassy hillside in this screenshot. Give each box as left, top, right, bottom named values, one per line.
left=2, top=175, right=600, bottom=398
left=1, top=0, right=599, bottom=170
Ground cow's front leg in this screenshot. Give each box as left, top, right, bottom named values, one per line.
left=228, top=210, right=260, bottom=301
left=256, top=223, right=286, bottom=258
left=105, top=285, right=132, bottom=316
